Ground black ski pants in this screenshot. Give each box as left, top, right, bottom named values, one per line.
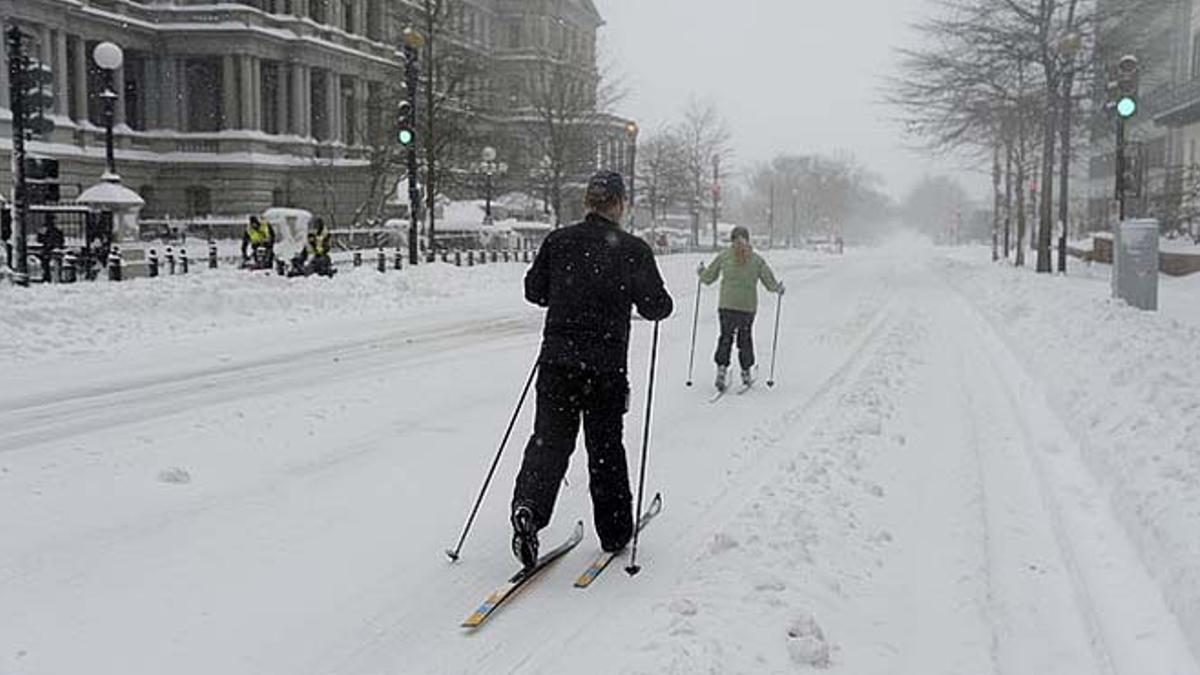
left=715, top=308, right=756, bottom=370
left=512, top=364, right=633, bottom=551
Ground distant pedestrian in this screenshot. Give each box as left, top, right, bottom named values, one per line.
left=698, top=225, right=784, bottom=391
left=510, top=171, right=674, bottom=569
left=36, top=214, right=64, bottom=283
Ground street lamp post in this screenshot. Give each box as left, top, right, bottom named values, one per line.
left=479, top=146, right=506, bottom=224
left=92, top=42, right=124, bottom=178
left=626, top=121, right=639, bottom=233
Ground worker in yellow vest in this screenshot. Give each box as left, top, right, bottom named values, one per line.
left=290, top=217, right=334, bottom=277
left=241, top=215, right=276, bottom=269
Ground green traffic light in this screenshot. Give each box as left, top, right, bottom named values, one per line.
left=1117, top=97, right=1137, bottom=119
left=398, top=128, right=414, bottom=146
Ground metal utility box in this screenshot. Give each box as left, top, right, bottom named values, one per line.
left=1113, top=219, right=1159, bottom=311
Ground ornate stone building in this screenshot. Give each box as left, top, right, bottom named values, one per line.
left=0, top=0, right=630, bottom=227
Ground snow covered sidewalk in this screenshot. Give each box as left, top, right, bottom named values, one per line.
left=940, top=250, right=1200, bottom=666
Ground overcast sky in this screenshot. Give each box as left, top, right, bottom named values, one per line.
left=592, top=0, right=981, bottom=201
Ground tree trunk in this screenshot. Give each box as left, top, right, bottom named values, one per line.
left=1016, top=144, right=1028, bottom=267
left=993, top=140, right=1002, bottom=262
left=1004, top=137, right=1014, bottom=260
left=1058, top=71, right=1074, bottom=273
left=1037, top=93, right=1057, bottom=273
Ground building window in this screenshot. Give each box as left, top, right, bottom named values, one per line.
left=124, top=58, right=144, bottom=131
left=508, top=21, right=521, bottom=49
left=185, top=58, right=222, bottom=132
left=272, top=187, right=286, bottom=207
left=186, top=186, right=212, bottom=217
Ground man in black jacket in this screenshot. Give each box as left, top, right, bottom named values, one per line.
left=510, top=171, right=674, bottom=569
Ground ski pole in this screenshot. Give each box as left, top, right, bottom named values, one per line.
left=685, top=274, right=702, bottom=387
left=767, top=286, right=783, bottom=388
left=446, top=359, right=540, bottom=562
left=626, top=321, right=661, bottom=577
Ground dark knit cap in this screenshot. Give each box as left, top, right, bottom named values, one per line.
left=585, top=171, right=626, bottom=209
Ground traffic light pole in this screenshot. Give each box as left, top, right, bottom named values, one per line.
left=7, top=27, right=29, bottom=286
left=404, top=44, right=420, bottom=266
left=1116, top=116, right=1126, bottom=223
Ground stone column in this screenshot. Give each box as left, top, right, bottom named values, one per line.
left=222, top=54, right=239, bottom=129
left=53, top=30, right=69, bottom=117
left=275, top=63, right=289, bottom=136
left=113, top=62, right=126, bottom=127
left=39, top=25, right=52, bottom=69
left=354, top=78, right=368, bottom=146
left=239, top=55, right=255, bottom=130
left=290, top=62, right=306, bottom=136
left=290, top=62, right=309, bottom=135
left=252, top=57, right=263, bottom=131
left=353, top=0, right=366, bottom=36
left=71, top=35, right=88, bottom=122
left=293, top=0, right=308, bottom=18
left=325, top=70, right=341, bottom=143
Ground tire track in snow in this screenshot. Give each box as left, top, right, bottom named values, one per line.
left=0, top=316, right=540, bottom=453
left=952, top=281, right=1199, bottom=675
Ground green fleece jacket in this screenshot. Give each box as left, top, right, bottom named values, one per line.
left=699, top=249, right=780, bottom=313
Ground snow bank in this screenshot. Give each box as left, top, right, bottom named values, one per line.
left=941, top=252, right=1200, bottom=659
left=0, top=263, right=529, bottom=364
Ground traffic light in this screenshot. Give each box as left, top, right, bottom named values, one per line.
left=396, top=99, right=415, bottom=147
left=17, top=57, right=56, bottom=138
left=1115, top=55, right=1139, bottom=120
left=24, top=157, right=60, bottom=204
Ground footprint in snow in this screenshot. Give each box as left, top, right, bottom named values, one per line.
left=157, top=467, right=192, bottom=484
left=668, top=598, right=698, bottom=616
left=786, top=613, right=831, bottom=668
left=707, top=532, right=740, bottom=555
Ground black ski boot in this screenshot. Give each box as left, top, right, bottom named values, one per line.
left=511, top=505, right=539, bottom=571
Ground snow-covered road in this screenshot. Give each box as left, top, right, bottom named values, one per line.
left=2, top=242, right=1197, bottom=674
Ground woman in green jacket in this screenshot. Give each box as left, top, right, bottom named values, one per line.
left=698, top=226, right=784, bottom=391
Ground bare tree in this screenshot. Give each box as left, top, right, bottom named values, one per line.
left=676, top=98, right=731, bottom=248
left=637, top=127, right=690, bottom=225
left=524, top=37, right=625, bottom=227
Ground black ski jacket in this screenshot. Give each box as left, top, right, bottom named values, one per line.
left=525, top=213, right=673, bottom=374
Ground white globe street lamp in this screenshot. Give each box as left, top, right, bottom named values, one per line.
left=92, top=42, right=124, bottom=177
